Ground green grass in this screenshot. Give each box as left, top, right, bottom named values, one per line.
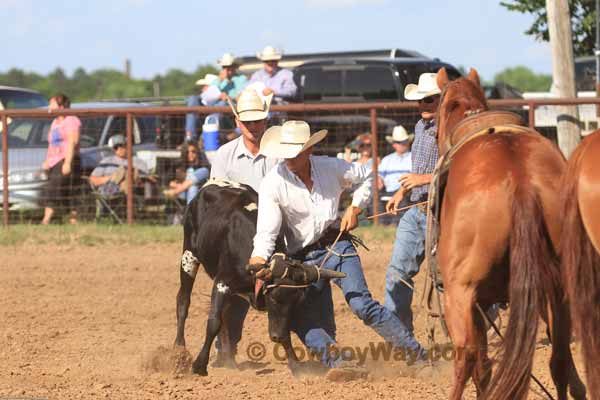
left=0, top=223, right=183, bottom=247
left=0, top=223, right=396, bottom=247
left=355, top=224, right=397, bottom=243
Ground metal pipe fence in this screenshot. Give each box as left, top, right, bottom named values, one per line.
left=1, top=98, right=598, bottom=227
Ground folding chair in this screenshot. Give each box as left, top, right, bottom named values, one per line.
left=85, top=178, right=125, bottom=224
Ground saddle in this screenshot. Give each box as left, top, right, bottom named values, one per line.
left=443, top=110, right=532, bottom=171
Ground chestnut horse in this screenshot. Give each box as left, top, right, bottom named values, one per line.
left=434, top=68, right=586, bottom=400
left=560, top=129, right=600, bottom=399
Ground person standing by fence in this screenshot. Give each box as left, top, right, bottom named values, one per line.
left=378, top=125, right=412, bottom=225
left=41, top=94, right=81, bottom=225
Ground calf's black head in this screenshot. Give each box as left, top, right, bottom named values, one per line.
left=252, top=254, right=346, bottom=343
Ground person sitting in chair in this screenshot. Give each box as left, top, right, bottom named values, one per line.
left=164, top=141, right=210, bottom=204
left=89, top=134, right=150, bottom=197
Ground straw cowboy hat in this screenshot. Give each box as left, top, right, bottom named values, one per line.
left=257, top=45, right=283, bottom=61
left=227, top=89, right=273, bottom=122
left=260, top=120, right=327, bottom=159
left=217, top=53, right=238, bottom=67
left=195, top=73, right=218, bottom=86
left=404, top=72, right=441, bottom=101
left=385, top=125, right=413, bottom=144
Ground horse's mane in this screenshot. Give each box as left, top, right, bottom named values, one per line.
left=436, top=76, right=489, bottom=133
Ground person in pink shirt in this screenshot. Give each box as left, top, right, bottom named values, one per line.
left=41, top=94, right=81, bottom=225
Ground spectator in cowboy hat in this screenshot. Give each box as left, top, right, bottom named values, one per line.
left=185, top=73, right=220, bottom=141
left=378, top=125, right=413, bottom=224
left=249, top=45, right=297, bottom=104
left=343, top=133, right=379, bottom=169
left=214, top=53, right=248, bottom=101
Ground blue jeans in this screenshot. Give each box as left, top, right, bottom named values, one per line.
left=294, top=239, right=424, bottom=367
left=184, top=167, right=209, bottom=204
left=384, top=206, right=427, bottom=334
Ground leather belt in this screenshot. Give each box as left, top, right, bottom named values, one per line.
left=293, top=225, right=351, bottom=259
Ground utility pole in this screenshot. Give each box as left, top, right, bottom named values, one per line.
left=546, top=0, right=581, bottom=157
left=124, top=59, right=131, bottom=79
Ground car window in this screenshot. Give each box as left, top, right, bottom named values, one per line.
left=107, top=116, right=126, bottom=138
left=1, top=118, right=51, bottom=148
left=136, top=116, right=157, bottom=144
left=0, top=90, right=47, bottom=109
left=80, top=117, right=107, bottom=148
left=107, top=116, right=143, bottom=144
left=299, top=68, right=343, bottom=100
left=575, top=59, right=595, bottom=91
left=345, top=66, right=398, bottom=100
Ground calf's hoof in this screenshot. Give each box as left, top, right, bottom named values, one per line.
left=211, top=352, right=237, bottom=369
left=191, top=362, right=208, bottom=376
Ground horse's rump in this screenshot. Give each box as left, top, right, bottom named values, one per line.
left=439, top=131, right=565, bottom=400
left=560, top=130, right=600, bottom=396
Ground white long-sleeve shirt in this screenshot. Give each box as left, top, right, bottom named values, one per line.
left=251, top=155, right=372, bottom=260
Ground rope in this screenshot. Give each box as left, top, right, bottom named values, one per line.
left=318, top=230, right=344, bottom=269
left=366, top=201, right=428, bottom=220
left=266, top=283, right=311, bottom=289
left=324, top=246, right=357, bottom=258
left=475, top=303, right=555, bottom=400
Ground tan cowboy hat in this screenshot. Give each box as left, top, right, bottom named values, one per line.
left=404, top=72, right=441, bottom=101
left=217, top=53, right=238, bottom=67
left=227, top=89, right=273, bottom=122
left=257, top=45, right=283, bottom=61
left=195, top=73, right=218, bottom=86
left=385, top=125, right=413, bottom=144
left=260, top=120, right=327, bottom=159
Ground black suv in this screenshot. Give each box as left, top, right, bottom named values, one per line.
left=288, top=57, right=461, bottom=156
left=293, top=58, right=461, bottom=103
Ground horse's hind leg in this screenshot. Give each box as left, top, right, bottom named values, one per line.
left=545, top=301, right=587, bottom=400
left=175, top=251, right=199, bottom=347
left=445, top=286, right=479, bottom=400
left=472, top=304, right=492, bottom=396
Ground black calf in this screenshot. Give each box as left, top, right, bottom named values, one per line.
left=174, top=181, right=344, bottom=376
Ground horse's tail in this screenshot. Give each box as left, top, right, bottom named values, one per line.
left=483, top=187, right=560, bottom=400
left=560, top=140, right=600, bottom=395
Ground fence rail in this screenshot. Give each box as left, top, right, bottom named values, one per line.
left=1, top=98, right=598, bottom=227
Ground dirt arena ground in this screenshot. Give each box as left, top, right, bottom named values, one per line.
left=0, top=228, right=586, bottom=399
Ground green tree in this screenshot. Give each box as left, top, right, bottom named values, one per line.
left=0, top=64, right=219, bottom=101
left=501, top=0, right=595, bottom=56
left=494, top=65, right=553, bottom=92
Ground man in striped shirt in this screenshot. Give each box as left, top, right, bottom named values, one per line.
left=384, top=73, right=441, bottom=336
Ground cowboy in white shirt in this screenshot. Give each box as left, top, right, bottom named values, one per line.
left=208, top=88, right=279, bottom=361
left=209, top=89, right=279, bottom=193
left=248, top=121, right=427, bottom=370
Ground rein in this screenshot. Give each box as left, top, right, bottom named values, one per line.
left=475, top=303, right=555, bottom=400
